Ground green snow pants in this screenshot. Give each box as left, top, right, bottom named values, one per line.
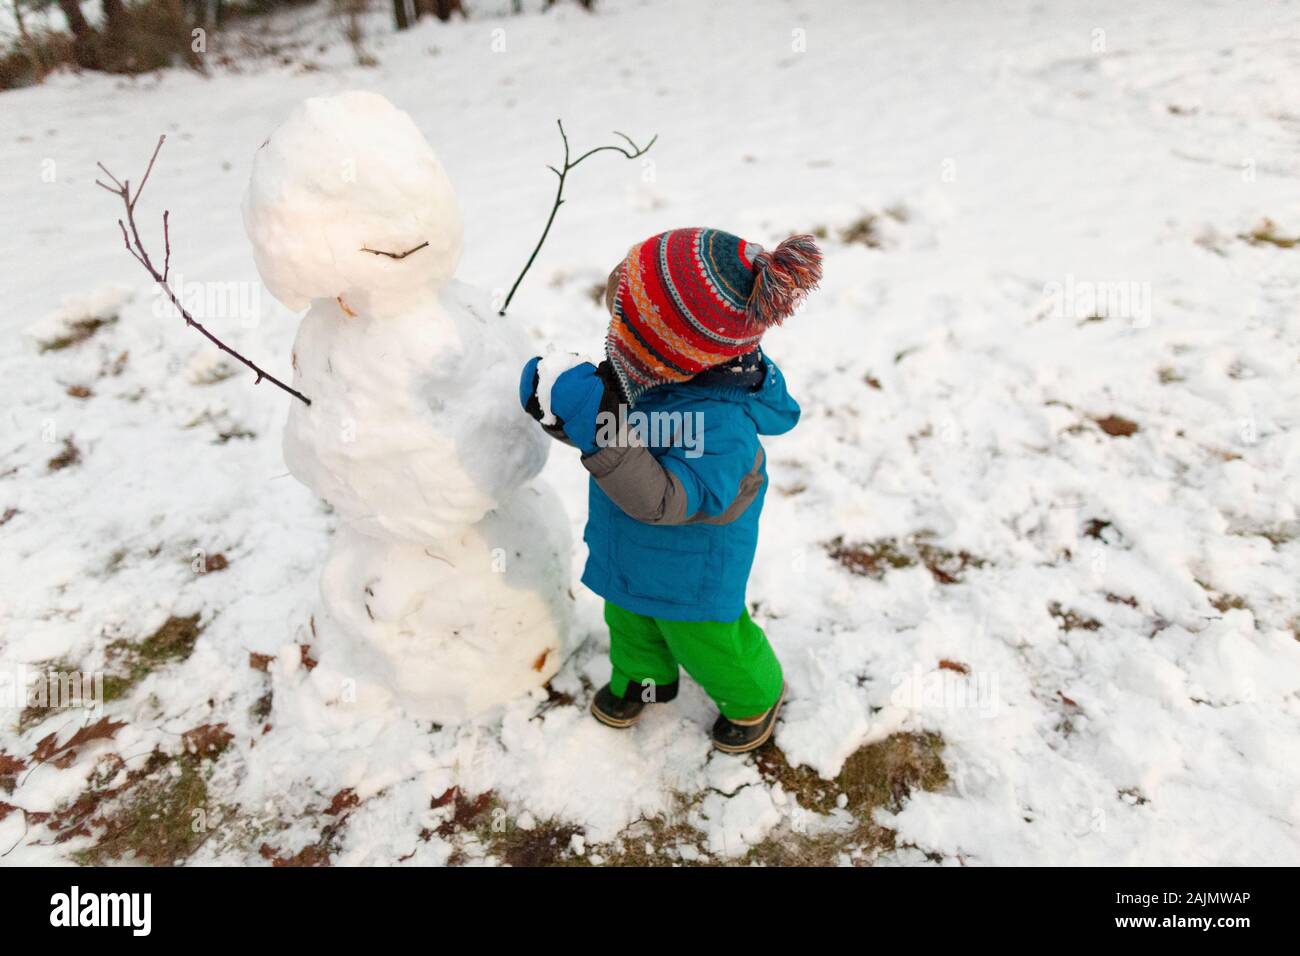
left=604, top=600, right=784, bottom=720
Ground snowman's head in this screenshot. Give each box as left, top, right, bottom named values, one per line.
left=242, top=91, right=463, bottom=311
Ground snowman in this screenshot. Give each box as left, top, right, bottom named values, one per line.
left=242, top=91, right=573, bottom=722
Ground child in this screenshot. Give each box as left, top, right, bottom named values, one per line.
left=520, top=228, right=821, bottom=753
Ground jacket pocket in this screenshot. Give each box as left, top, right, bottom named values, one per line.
left=614, top=530, right=709, bottom=607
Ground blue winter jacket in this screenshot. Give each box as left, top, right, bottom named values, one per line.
left=578, top=359, right=800, bottom=622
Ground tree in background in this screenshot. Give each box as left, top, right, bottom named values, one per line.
left=3, top=0, right=602, bottom=88
left=393, top=0, right=462, bottom=31
left=8, top=0, right=64, bottom=77
left=27, top=0, right=199, bottom=77
left=390, top=0, right=598, bottom=34
left=55, top=0, right=100, bottom=68
left=333, top=0, right=376, bottom=66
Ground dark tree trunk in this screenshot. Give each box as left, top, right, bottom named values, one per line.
left=102, top=0, right=129, bottom=32
left=57, top=0, right=100, bottom=68
left=193, top=0, right=223, bottom=27
left=393, top=0, right=409, bottom=30
left=419, top=0, right=464, bottom=22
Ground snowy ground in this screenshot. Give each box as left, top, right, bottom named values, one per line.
left=2, top=0, right=1299, bottom=865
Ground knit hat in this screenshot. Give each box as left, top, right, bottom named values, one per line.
left=606, top=228, right=822, bottom=404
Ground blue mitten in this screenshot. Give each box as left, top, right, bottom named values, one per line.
left=519, top=356, right=542, bottom=413
left=549, top=362, right=605, bottom=454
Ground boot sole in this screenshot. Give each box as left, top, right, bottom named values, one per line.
left=712, top=685, right=787, bottom=754
left=589, top=698, right=643, bottom=729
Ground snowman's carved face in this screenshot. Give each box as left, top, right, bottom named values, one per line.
left=243, top=91, right=464, bottom=312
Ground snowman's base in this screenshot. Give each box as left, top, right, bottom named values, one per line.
left=310, top=484, right=574, bottom=724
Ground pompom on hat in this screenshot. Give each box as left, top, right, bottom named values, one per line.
left=606, top=228, right=822, bottom=404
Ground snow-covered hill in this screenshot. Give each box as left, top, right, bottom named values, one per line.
left=2, top=0, right=1299, bottom=865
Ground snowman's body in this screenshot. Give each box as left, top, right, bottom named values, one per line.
left=282, top=281, right=545, bottom=545
left=244, top=92, right=571, bottom=722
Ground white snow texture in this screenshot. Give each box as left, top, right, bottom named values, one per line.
left=2, top=0, right=1299, bottom=867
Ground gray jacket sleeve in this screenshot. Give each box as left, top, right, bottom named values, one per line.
left=581, top=444, right=766, bottom=527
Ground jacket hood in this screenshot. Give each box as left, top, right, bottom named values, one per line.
left=743, top=358, right=801, bottom=436
left=664, top=356, right=801, bottom=436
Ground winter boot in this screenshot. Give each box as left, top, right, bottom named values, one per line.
left=590, top=683, right=650, bottom=728
left=590, top=680, right=679, bottom=729
left=711, top=683, right=787, bottom=753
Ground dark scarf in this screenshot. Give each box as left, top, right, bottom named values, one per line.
left=690, top=350, right=767, bottom=392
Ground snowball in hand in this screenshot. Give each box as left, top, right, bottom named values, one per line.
left=535, top=350, right=598, bottom=425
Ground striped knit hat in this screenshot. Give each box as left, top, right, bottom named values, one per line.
left=606, top=228, right=822, bottom=404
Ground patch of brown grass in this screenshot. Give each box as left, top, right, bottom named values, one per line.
left=38, top=316, right=116, bottom=352
left=1048, top=602, right=1102, bottom=632
left=827, top=534, right=987, bottom=585
left=839, top=213, right=883, bottom=248
left=47, top=438, right=80, bottom=471
left=190, top=360, right=237, bottom=386
left=435, top=787, right=495, bottom=837
left=839, top=731, right=949, bottom=815
left=913, top=536, right=987, bottom=584
left=826, top=536, right=916, bottom=580
left=102, top=614, right=204, bottom=703
left=494, top=795, right=715, bottom=868
left=1083, top=518, right=1113, bottom=540
left=589, top=812, right=718, bottom=866
left=1209, top=592, right=1247, bottom=614
left=1194, top=579, right=1250, bottom=617
left=0, top=751, right=25, bottom=794
left=1245, top=522, right=1298, bottom=548
left=184, top=411, right=257, bottom=444
left=16, top=657, right=84, bottom=733
left=755, top=746, right=839, bottom=815
left=1238, top=218, right=1298, bottom=250
left=436, top=736, right=950, bottom=868
left=72, top=747, right=219, bottom=866
left=493, top=820, right=586, bottom=867
left=101, top=351, right=129, bottom=378
left=750, top=732, right=950, bottom=866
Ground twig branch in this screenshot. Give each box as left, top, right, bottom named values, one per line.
left=96, top=135, right=311, bottom=406
left=360, top=241, right=430, bottom=260
left=499, top=119, right=657, bottom=316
